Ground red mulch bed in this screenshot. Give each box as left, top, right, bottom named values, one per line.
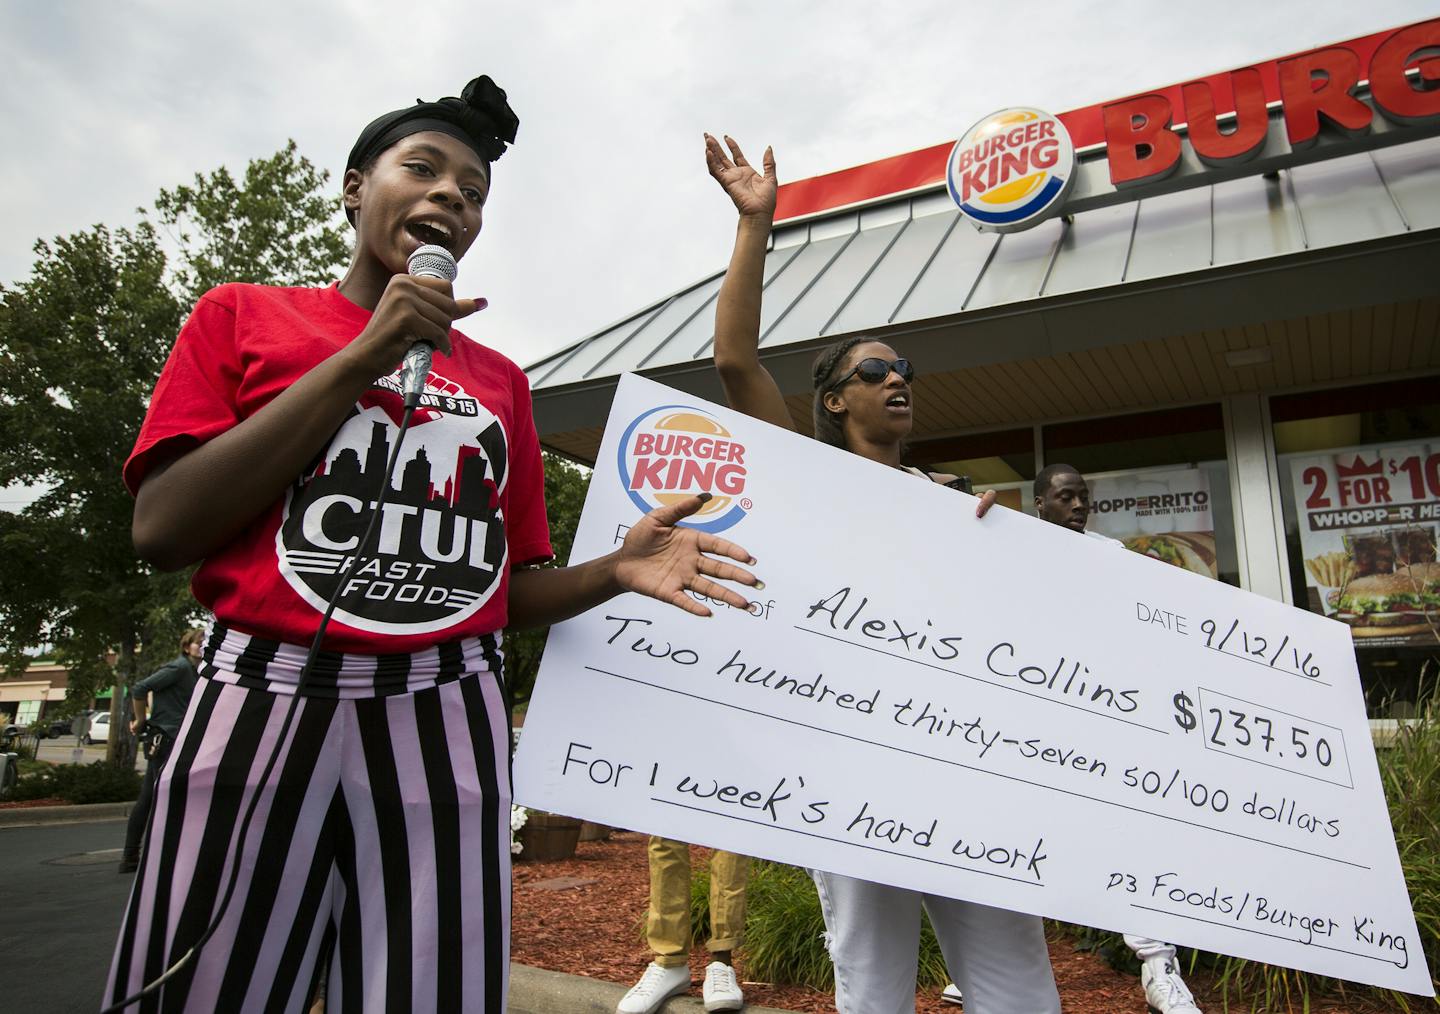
left=0, top=797, right=66, bottom=809
left=512, top=833, right=1403, bottom=1013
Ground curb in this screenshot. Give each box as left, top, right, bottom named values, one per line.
left=508, top=963, right=795, bottom=1014
left=0, top=801, right=132, bottom=828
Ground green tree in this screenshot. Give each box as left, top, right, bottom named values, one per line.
left=153, top=140, right=351, bottom=305
left=0, top=143, right=349, bottom=767
left=504, top=453, right=591, bottom=710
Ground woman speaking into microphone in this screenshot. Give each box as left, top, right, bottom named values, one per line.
left=103, top=78, right=760, bottom=1014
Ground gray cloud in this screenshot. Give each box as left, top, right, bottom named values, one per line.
left=1, top=0, right=1431, bottom=372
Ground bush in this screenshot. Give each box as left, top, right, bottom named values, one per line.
left=1062, top=680, right=1440, bottom=1011
left=686, top=859, right=949, bottom=989
left=11, top=761, right=141, bottom=805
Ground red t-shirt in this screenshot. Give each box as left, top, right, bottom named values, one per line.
left=125, top=283, right=553, bottom=654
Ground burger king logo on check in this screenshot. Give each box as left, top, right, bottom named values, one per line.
left=947, top=108, right=1075, bottom=232
left=617, top=406, right=751, bottom=533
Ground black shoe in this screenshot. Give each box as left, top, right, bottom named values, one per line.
left=118, top=855, right=139, bottom=874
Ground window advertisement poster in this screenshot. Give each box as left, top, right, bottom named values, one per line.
left=1285, top=443, right=1440, bottom=648
left=1086, top=468, right=1219, bottom=580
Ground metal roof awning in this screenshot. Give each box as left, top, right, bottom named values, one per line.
left=529, top=135, right=1440, bottom=464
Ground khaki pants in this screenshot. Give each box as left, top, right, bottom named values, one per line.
left=646, top=837, right=750, bottom=967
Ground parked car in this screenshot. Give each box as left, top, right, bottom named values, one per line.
left=85, top=711, right=111, bottom=745
left=38, top=716, right=74, bottom=739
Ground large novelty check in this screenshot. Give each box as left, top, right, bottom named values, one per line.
left=514, top=374, right=1431, bottom=995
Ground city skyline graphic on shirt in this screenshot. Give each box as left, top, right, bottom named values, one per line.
left=278, top=399, right=512, bottom=631
left=314, top=420, right=500, bottom=515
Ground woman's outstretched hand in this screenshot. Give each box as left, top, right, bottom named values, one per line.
left=614, top=494, right=761, bottom=617
left=705, top=133, right=777, bottom=221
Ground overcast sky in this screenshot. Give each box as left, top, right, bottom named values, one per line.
left=2, top=1, right=1432, bottom=376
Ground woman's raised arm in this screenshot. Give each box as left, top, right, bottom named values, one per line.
left=704, top=134, right=793, bottom=431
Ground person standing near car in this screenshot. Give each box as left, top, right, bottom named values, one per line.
left=119, top=628, right=202, bottom=874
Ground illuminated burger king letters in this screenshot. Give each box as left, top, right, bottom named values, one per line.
left=1103, top=19, right=1440, bottom=186
left=947, top=108, right=1076, bottom=232
left=617, top=406, right=751, bottom=533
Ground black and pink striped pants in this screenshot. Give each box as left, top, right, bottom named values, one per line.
left=104, top=625, right=514, bottom=1013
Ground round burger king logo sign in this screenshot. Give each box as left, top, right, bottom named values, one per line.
left=947, top=108, right=1075, bottom=232
left=617, top=405, right=751, bottom=533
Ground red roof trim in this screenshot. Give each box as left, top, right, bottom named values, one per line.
left=773, top=22, right=1417, bottom=223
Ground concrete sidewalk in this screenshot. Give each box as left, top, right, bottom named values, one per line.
left=509, top=963, right=795, bottom=1013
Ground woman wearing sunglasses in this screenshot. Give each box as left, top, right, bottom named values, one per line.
left=704, top=134, right=1061, bottom=1014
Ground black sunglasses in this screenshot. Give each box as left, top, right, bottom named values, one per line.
left=828, top=356, right=915, bottom=391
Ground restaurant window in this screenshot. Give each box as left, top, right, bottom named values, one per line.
left=1041, top=405, right=1241, bottom=588
left=912, top=407, right=1240, bottom=588
left=907, top=427, right=1035, bottom=512
left=1273, top=377, right=1440, bottom=718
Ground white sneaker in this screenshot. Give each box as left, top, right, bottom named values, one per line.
left=702, top=961, right=744, bottom=1012
left=617, top=962, right=690, bottom=1014
left=1141, top=956, right=1201, bottom=1013
left=941, top=982, right=963, bottom=1006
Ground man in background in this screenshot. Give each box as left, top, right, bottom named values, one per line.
left=118, top=628, right=202, bottom=874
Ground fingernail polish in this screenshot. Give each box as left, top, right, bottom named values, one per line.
left=697, top=492, right=713, bottom=504
left=754, top=581, right=766, bottom=591
left=476, top=297, right=489, bottom=311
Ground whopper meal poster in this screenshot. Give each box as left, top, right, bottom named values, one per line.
left=1285, top=442, right=1440, bottom=648
left=1087, top=467, right=1219, bottom=580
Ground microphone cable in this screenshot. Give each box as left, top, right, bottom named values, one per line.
left=102, top=395, right=423, bottom=1013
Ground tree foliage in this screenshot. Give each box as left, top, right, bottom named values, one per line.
left=504, top=453, right=592, bottom=709
left=0, top=223, right=187, bottom=709
left=153, top=140, right=351, bottom=306
left=0, top=142, right=349, bottom=765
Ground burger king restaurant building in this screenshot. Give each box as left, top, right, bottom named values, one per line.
left=526, top=19, right=1440, bottom=719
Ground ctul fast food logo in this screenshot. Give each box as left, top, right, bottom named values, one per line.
left=947, top=108, right=1075, bottom=232
left=617, top=405, right=751, bottom=533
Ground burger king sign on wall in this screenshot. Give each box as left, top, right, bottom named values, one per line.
left=947, top=108, right=1076, bottom=232
left=617, top=405, right=751, bottom=534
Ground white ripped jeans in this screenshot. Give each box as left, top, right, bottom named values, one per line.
left=1124, top=934, right=1177, bottom=962
left=812, top=870, right=1061, bottom=1014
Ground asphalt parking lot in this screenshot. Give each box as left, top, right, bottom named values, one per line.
left=0, top=819, right=133, bottom=1012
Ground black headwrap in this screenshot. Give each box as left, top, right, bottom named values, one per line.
left=345, top=75, right=519, bottom=222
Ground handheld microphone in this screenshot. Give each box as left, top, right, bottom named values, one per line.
left=401, top=244, right=459, bottom=406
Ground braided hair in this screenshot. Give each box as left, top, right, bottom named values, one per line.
left=810, top=336, right=872, bottom=448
